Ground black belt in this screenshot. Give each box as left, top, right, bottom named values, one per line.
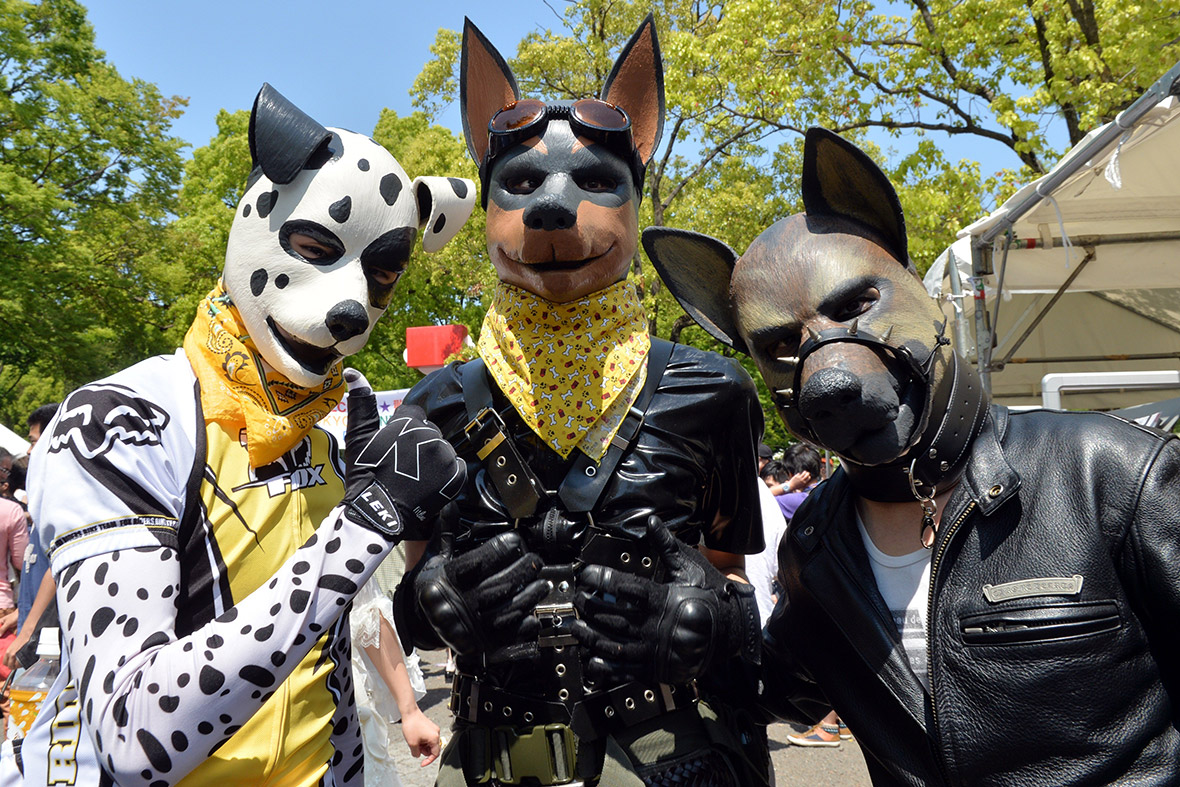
left=450, top=673, right=697, bottom=741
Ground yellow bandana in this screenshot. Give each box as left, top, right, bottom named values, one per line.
left=477, top=280, right=650, bottom=460
left=183, top=282, right=345, bottom=468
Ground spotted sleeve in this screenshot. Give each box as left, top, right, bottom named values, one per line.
left=52, top=507, right=388, bottom=786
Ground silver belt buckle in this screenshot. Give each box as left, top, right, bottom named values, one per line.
left=535, top=601, right=577, bottom=646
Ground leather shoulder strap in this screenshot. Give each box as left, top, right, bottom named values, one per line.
left=559, top=339, right=675, bottom=513
left=460, top=359, right=493, bottom=424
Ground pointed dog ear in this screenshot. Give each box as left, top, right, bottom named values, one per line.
left=802, top=127, right=909, bottom=267
left=602, top=14, right=665, bottom=167
left=642, top=227, right=747, bottom=354
left=460, top=18, right=520, bottom=166
left=248, top=83, right=333, bottom=185
left=412, top=176, right=477, bottom=253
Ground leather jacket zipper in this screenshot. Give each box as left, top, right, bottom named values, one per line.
left=926, top=499, right=975, bottom=785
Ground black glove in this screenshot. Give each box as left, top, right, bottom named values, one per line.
left=412, top=529, right=548, bottom=659
left=341, top=369, right=466, bottom=540
left=572, top=515, right=760, bottom=686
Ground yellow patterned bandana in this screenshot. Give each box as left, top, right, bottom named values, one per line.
left=183, top=282, right=345, bottom=468
left=478, top=280, right=650, bottom=460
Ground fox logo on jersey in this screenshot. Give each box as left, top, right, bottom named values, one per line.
left=48, top=384, right=171, bottom=462
left=232, top=434, right=328, bottom=497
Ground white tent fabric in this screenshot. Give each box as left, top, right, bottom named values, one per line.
left=926, top=96, right=1180, bottom=410
left=0, top=423, right=29, bottom=455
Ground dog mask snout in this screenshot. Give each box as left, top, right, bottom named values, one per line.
left=799, top=366, right=863, bottom=419
left=797, top=352, right=902, bottom=452
left=523, top=190, right=578, bottom=232
left=325, top=300, right=370, bottom=342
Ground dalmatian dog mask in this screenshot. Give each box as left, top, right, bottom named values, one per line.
left=223, top=84, right=476, bottom=388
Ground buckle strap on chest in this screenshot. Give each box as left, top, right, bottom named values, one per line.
left=461, top=363, right=547, bottom=519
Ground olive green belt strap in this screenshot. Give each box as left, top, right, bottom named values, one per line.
left=435, top=702, right=746, bottom=786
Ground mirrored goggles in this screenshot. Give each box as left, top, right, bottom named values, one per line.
left=480, top=98, right=646, bottom=206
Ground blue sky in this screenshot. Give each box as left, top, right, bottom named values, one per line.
left=82, top=0, right=1061, bottom=185
left=83, top=0, right=557, bottom=153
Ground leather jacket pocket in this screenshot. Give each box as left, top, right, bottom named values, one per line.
left=960, top=601, right=1119, bottom=645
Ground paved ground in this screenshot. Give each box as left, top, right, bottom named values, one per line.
left=391, top=652, right=871, bottom=786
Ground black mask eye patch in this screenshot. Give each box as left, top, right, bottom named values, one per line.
left=279, top=220, right=345, bottom=265
left=361, top=226, right=416, bottom=308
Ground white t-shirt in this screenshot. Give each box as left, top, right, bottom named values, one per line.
left=748, top=483, right=789, bottom=625
left=857, top=516, right=933, bottom=691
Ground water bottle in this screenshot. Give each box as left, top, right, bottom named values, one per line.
left=6, top=627, right=60, bottom=739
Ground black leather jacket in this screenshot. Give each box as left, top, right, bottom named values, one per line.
left=762, top=406, right=1180, bottom=786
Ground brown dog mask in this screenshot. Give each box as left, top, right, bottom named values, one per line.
left=644, top=128, right=989, bottom=501
left=461, top=16, right=664, bottom=302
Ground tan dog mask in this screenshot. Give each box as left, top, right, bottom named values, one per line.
left=460, top=16, right=664, bottom=303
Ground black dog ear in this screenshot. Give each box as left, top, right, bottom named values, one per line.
left=642, top=227, right=747, bottom=354
left=802, top=127, right=909, bottom=267
left=460, top=18, right=520, bottom=166
left=248, top=83, right=333, bottom=185
left=602, top=14, right=665, bottom=167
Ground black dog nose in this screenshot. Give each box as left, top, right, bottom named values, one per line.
left=798, top=367, right=863, bottom=422
left=325, top=300, right=369, bottom=342
left=523, top=196, right=577, bottom=231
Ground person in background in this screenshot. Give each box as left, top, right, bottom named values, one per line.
left=771, top=443, right=854, bottom=747
left=757, top=442, right=775, bottom=473
left=350, top=573, right=441, bottom=786
left=775, top=443, right=822, bottom=521
left=23, top=404, right=57, bottom=455
left=3, top=404, right=59, bottom=673
left=749, top=460, right=790, bottom=625
left=0, top=451, right=14, bottom=501
left=3, top=459, right=26, bottom=508
left=0, top=460, right=28, bottom=680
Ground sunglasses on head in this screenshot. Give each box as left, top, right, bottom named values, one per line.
left=479, top=98, right=646, bottom=206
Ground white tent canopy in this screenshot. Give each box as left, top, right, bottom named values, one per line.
left=926, top=77, right=1180, bottom=410
left=0, top=424, right=29, bottom=456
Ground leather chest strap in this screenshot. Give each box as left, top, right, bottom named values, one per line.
left=558, top=338, right=674, bottom=513
left=461, top=360, right=547, bottom=519
left=460, top=339, right=675, bottom=518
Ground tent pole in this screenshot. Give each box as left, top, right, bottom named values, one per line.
left=945, top=242, right=973, bottom=360
left=969, top=242, right=994, bottom=393
left=995, top=249, right=1096, bottom=368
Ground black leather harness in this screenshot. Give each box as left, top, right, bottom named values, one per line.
left=451, top=339, right=691, bottom=746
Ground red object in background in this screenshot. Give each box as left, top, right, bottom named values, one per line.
left=405, top=324, right=469, bottom=373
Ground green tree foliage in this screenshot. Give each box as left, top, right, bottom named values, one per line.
left=7, top=0, right=1177, bottom=443
left=156, top=108, right=253, bottom=350
left=0, top=0, right=186, bottom=426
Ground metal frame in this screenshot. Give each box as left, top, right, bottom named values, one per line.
left=1041, top=370, right=1180, bottom=410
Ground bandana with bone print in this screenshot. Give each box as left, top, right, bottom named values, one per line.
left=477, top=280, right=650, bottom=460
